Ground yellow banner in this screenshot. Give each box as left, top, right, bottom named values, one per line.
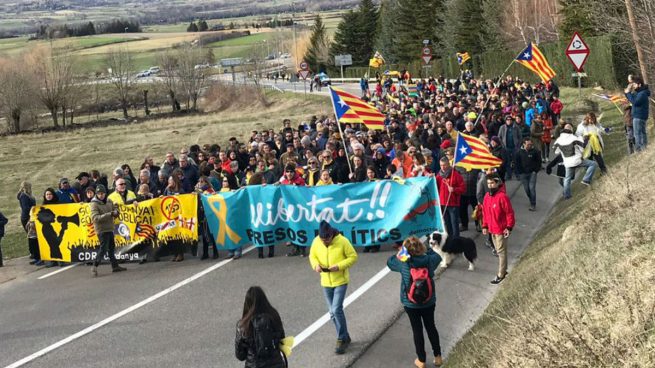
left=35, top=194, right=198, bottom=262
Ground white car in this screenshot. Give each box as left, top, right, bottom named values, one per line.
left=148, top=66, right=160, bottom=74
left=136, top=70, right=151, bottom=78
left=194, top=64, right=210, bottom=70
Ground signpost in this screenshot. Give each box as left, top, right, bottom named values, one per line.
left=221, top=58, right=243, bottom=85
left=565, top=32, right=590, bottom=96
left=298, top=60, right=310, bottom=95
left=334, top=54, right=353, bottom=81
left=421, top=46, right=432, bottom=78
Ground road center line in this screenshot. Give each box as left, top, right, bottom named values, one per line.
left=5, top=246, right=255, bottom=368
left=38, top=264, right=79, bottom=280
left=293, top=266, right=391, bottom=347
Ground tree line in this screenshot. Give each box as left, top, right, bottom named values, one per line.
left=304, top=0, right=654, bottom=86
left=0, top=43, right=212, bottom=134
left=34, top=19, right=142, bottom=40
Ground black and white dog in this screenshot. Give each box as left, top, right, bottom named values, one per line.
left=428, top=232, right=477, bottom=271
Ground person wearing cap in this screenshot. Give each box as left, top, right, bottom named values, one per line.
left=90, top=184, right=126, bottom=276
left=309, top=220, right=358, bottom=354
left=72, top=172, right=91, bottom=194
left=482, top=174, right=515, bottom=285
left=373, top=147, right=390, bottom=178
left=56, top=178, right=80, bottom=203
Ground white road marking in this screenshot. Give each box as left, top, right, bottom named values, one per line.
left=293, top=266, right=391, bottom=347
left=5, top=246, right=255, bottom=368
left=37, top=264, right=79, bottom=280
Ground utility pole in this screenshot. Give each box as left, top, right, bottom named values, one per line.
left=292, top=2, right=298, bottom=69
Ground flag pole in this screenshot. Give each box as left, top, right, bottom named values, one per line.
left=328, top=86, right=353, bottom=175
left=472, top=48, right=525, bottom=129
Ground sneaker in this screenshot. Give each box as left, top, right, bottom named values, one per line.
left=581, top=180, right=591, bottom=186
left=490, top=275, right=505, bottom=284
left=29, top=259, right=38, bottom=265
left=414, top=358, right=426, bottom=368
left=529, top=205, right=536, bottom=211
left=434, top=355, right=443, bottom=366
left=34, top=260, right=45, bottom=266
left=492, top=248, right=498, bottom=257
left=485, top=239, right=493, bottom=249
left=335, top=338, right=350, bottom=354
left=112, top=266, right=127, bottom=273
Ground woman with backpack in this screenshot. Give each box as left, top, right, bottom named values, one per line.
left=235, top=286, right=287, bottom=368
left=387, top=236, right=443, bottom=368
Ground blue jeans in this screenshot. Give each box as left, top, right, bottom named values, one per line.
left=520, top=172, right=537, bottom=206
left=323, top=284, right=350, bottom=341
left=633, top=118, right=648, bottom=152
left=563, top=160, right=597, bottom=199
left=441, top=206, right=460, bottom=238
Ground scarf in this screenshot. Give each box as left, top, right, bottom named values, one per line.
left=438, top=168, right=452, bottom=179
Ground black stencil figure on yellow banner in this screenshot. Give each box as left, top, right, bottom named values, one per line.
left=36, top=208, right=77, bottom=260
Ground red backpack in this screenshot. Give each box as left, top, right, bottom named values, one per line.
left=407, top=264, right=433, bottom=304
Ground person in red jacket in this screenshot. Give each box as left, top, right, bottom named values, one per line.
left=281, top=163, right=307, bottom=256
left=482, top=174, right=515, bottom=285
left=436, top=157, right=466, bottom=238
left=549, top=95, right=563, bottom=127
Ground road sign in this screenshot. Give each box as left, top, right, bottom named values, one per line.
left=220, top=58, right=242, bottom=67
left=422, top=46, right=432, bottom=65
left=299, top=61, right=309, bottom=70
left=334, top=54, right=352, bottom=66
left=571, top=72, right=588, bottom=77
left=422, top=39, right=430, bottom=45
left=299, top=69, right=310, bottom=80
left=565, top=32, right=590, bottom=72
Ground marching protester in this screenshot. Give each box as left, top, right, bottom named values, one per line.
left=0, top=211, right=7, bottom=267
left=553, top=123, right=597, bottom=200
left=17, top=181, right=37, bottom=263
left=235, top=286, right=286, bottom=368
left=387, top=236, right=443, bottom=367
left=281, top=162, right=307, bottom=257
left=482, top=174, right=515, bottom=284
left=42, top=188, right=61, bottom=268
left=576, top=112, right=609, bottom=174
left=515, top=137, right=542, bottom=211
left=309, top=220, right=358, bottom=355
left=89, top=185, right=126, bottom=276
left=436, top=157, right=466, bottom=238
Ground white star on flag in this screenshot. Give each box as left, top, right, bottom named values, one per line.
left=338, top=98, right=348, bottom=109
left=523, top=52, right=531, bottom=59
left=459, top=146, right=468, bottom=155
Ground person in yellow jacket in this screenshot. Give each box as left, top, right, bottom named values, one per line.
left=107, top=178, right=137, bottom=204
left=309, top=220, right=358, bottom=355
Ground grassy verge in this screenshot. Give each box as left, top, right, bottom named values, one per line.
left=444, top=90, right=655, bottom=367
left=0, top=89, right=331, bottom=261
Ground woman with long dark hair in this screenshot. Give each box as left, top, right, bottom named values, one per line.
left=235, top=286, right=286, bottom=368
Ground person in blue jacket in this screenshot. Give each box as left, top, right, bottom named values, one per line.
left=625, top=75, right=651, bottom=152
left=387, top=236, right=443, bottom=368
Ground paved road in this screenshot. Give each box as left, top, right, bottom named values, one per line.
left=0, top=174, right=563, bottom=368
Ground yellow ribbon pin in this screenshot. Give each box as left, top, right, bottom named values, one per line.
left=207, top=195, right=242, bottom=246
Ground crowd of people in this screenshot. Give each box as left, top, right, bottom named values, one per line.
left=2, top=70, right=650, bottom=368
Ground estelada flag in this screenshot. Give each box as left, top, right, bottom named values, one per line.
left=456, top=52, right=471, bottom=65
left=329, top=86, right=385, bottom=130
left=515, top=43, right=556, bottom=82
left=369, top=51, right=385, bottom=68
left=454, top=133, right=503, bottom=170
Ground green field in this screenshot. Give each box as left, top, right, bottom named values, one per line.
left=75, top=36, right=144, bottom=49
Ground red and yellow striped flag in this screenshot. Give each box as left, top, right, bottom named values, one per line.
left=515, top=43, right=556, bottom=82
left=329, top=86, right=386, bottom=130
left=453, top=133, right=503, bottom=170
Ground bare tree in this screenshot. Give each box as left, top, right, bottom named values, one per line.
left=625, top=0, right=650, bottom=84
left=26, top=44, right=75, bottom=128
left=105, top=47, right=135, bottom=119
left=156, top=49, right=181, bottom=112
left=0, top=57, right=35, bottom=132
left=503, top=0, right=560, bottom=46
left=175, top=43, right=208, bottom=111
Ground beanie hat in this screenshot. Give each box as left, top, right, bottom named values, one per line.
left=96, top=184, right=107, bottom=193
left=319, top=220, right=338, bottom=240
left=376, top=147, right=386, bottom=154
left=440, top=140, right=452, bottom=149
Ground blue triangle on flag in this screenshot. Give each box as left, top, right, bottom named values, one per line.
left=329, top=88, right=351, bottom=120
left=454, top=136, right=472, bottom=164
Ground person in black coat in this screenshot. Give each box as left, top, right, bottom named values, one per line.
left=0, top=211, right=8, bottom=267
left=515, top=137, right=542, bottom=211
left=235, top=286, right=286, bottom=368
